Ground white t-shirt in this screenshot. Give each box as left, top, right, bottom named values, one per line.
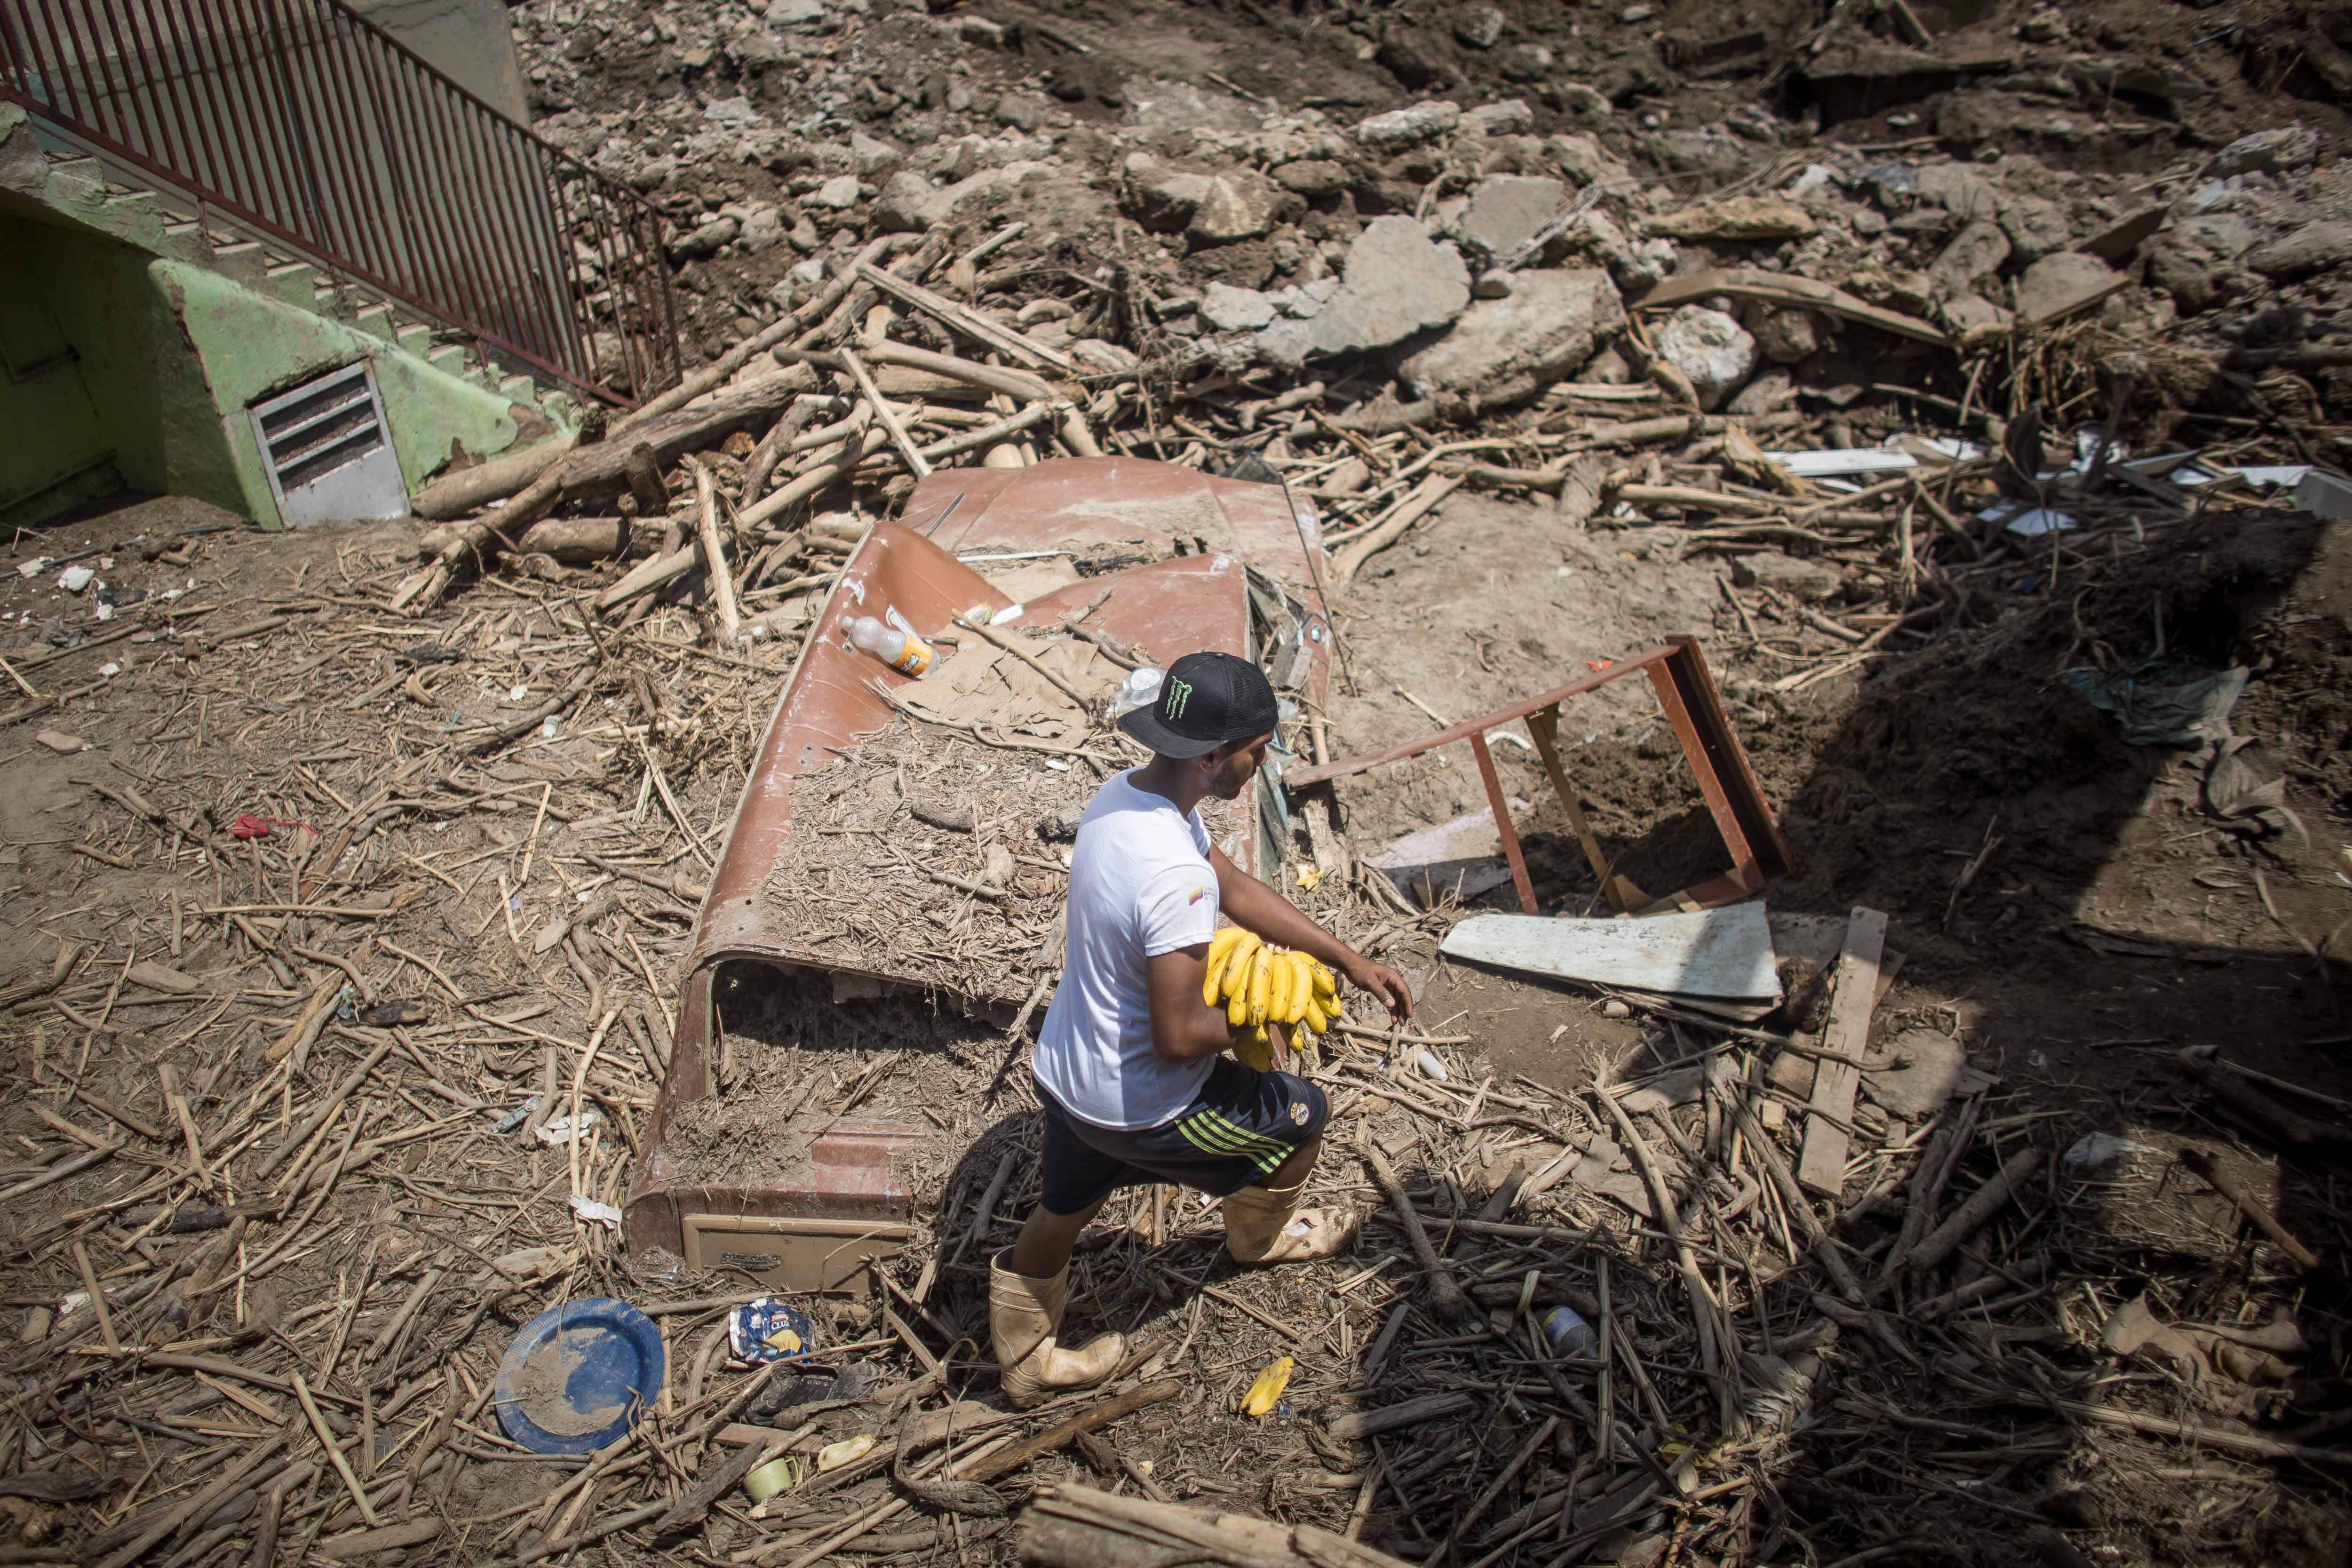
left=1033, top=770, right=1221, bottom=1129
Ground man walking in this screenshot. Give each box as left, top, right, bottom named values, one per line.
left=989, top=651, right=1412, bottom=1406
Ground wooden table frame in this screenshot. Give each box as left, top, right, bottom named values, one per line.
left=1283, top=636, right=1794, bottom=914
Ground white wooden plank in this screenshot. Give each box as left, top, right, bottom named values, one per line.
left=1440, top=905, right=1780, bottom=1001
left=1796, top=906, right=1889, bottom=1198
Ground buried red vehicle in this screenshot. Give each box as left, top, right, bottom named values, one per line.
left=623, top=456, right=1337, bottom=1289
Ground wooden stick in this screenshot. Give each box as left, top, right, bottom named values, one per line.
left=2179, top=1148, right=2320, bottom=1269
left=1332, top=475, right=1462, bottom=588
left=854, top=262, right=1077, bottom=372
left=689, top=458, right=742, bottom=644
left=71, top=1240, right=118, bottom=1353
left=852, top=340, right=1060, bottom=403
left=837, top=346, right=932, bottom=478
left=255, top=1040, right=392, bottom=1180
left=1905, top=1146, right=2044, bottom=1274
left=962, top=1379, right=1180, bottom=1482
left=1797, top=907, right=1888, bottom=1197
left=293, top=1370, right=380, bottom=1526
left=1590, top=1074, right=1728, bottom=1426
left=954, top=614, right=1094, bottom=708
left=1362, top=1146, right=1475, bottom=1323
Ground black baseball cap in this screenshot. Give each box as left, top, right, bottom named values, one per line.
left=1119, top=651, right=1278, bottom=760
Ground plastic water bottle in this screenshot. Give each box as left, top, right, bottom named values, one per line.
left=1541, top=1304, right=1597, bottom=1358
left=845, top=614, right=933, bottom=676
left=1111, top=666, right=1162, bottom=720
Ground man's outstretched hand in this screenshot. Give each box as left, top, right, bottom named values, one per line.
left=1340, top=954, right=1414, bottom=1022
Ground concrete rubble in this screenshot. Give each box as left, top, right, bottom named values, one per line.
left=501, top=0, right=2349, bottom=478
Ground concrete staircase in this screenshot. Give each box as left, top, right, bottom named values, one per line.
left=13, top=128, right=582, bottom=431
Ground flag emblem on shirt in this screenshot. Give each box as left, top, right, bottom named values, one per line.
left=1187, top=886, right=1207, bottom=904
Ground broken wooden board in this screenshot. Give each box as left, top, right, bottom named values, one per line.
left=1637, top=267, right=1951, bottom=347
left=1797, top=906, right=1889, bottom=1198
left=1441, top=904, right=1780, bottom=1002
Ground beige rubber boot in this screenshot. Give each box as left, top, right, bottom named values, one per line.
left=989, top=1251, right=1125, bottom=1409
left=1224, top=1174, right=1356, bottom=1263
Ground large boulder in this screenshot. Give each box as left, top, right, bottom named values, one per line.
left=1398, top=269, right=1623, bottom=414
left=1256, top=216, right=1470, bottom=366
left=1455, top=174, right=1566, bottom=263
left=2013, top=250, right=2118, bottom=321
left=2212, top=126, right=2320, bottom=177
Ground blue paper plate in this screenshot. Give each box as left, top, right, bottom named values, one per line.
left=494, top=1297, right=665, bottom=1455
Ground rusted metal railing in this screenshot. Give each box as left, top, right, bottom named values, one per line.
left=0, top=0, right=679, bottom=404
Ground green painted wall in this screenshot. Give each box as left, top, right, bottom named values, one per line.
left=0, top=201, right=548, bottom=530
left=158, top=263, right=525, bottom=527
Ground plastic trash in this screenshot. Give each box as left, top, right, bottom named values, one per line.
left=1540, top=1304, right=1597, bottom=1358
left=1111, top=666, right=1163, bottom=720
left=817, top=1434, right=876, bottom=1472
left=845, top=613, right=934, bottom=676
left=540, top=714, right=560, bottom=740
left=56, top=565, right=93, bottom=593
left=743, top=1453, right=804, bottom=1503
left=1414, top=1047, right=1450, bottom=1082
left=493, top=1297, right=664, bottom=1455
left=2063, top=659, right=2247, bottom=747
left=730, top=1298, right=818, bottom=1363
left=2064, top=1131, right=2153, bottom=1171
left=568, top=1195, right=621, bottom=1226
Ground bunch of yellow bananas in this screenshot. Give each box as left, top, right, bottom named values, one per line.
left=1201, top=928, right=1342, bottom=1071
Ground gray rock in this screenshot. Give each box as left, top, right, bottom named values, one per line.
left=1187, top=169, right=1288, bottom=245
left=1398, top=268, right=1623, bottom=414
left=2247, top=221, right=2352, bottom=280
left=737, top=206, right=786, bottom=253
left=995, top=93, right=1048, bottom=132
left=1353, top=99, right=1461, bottom=150
left=2212, top=126, right=2320, bottom=178
left=1471, top=269, right=1512, bottom=299
left=765, top=0, right=823, bottom=23
left=1551, top=80, right=1608, bottom=117
left=1912, top=162, right=1998, bottom=219
left=1997, top=193, right=2072, bottom=263
left=1456, top=174, right=1566, bottom=262
left=1122, top=153, right=1211, bottom=231
left=1653, top=305, right=1756, bottom=411
left=849, top=133, right=900, bottom=178
left=1941, top=293, right=2012, bottom=334
left=1255, top=215, right=1470, bottom=366
left=808, top=174, right=862, bottom=210
left=879, top=163, right=1049, bottom=231
left=958, top=14, right=1005, bottom=46
left=668, top=214, right=738, bottom=259
left=1753, top=308, right=1824, bottom=364
left=1200, top=282, right=1277, bottom=332
left=1274, top=159, right=1350, bottom=197
left=1463, top=98, right=1534, bottom=135
left=2013, top=250, right=2117, bottom=321
left=2146, top=212, right=2257, bottom=313
left=1725, top=371, right=1794, bottom=417
left=874, top=170, right=936, bottom=231
left=1862, top=1029, right=1965, bottom=1119
left=1497, top=42, right=1554, bottom=81
left=1454, top=3, right=1507, bottom=48
left=1929, top=218, right=2011, bottom=294
left=1731, top=549, right=1840, bottom=602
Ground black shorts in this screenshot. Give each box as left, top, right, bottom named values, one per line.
left=1036, top=1059, right=1330, bottom=1215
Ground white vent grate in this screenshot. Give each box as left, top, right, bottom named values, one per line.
left=247, top=361, right=408, bottom=526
